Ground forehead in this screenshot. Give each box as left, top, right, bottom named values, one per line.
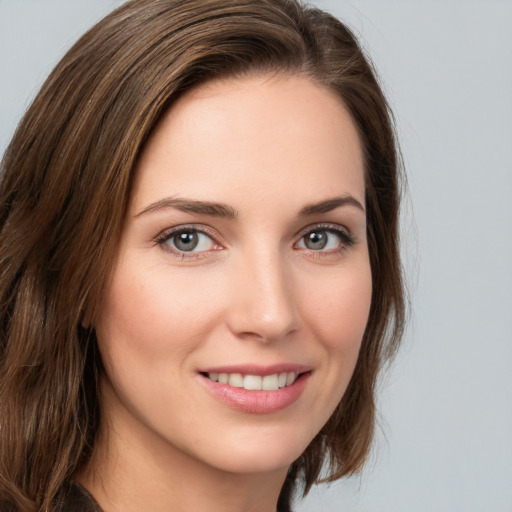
left=130, top=73, right=365, bottom=212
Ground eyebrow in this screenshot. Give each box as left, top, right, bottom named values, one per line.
left=135, top=197, right=237, bottom=218
left=136, top=194, right=364, bottom=219
left=298, top=196, right=365, bottom=216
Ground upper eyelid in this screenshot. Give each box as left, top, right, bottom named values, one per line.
left=294, top=222, right=352, bottom=238
left=155, top=224, right=221, bottom=243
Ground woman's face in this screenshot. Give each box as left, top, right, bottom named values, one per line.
left=95, top=74, right=372, bottom=477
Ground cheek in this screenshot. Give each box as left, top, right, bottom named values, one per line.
left=302, top=262, right=372, bottom=351
left=96, top=263, right=222, bottom=362
left=282, top=269, right=371, bottom=453
left=298, top=260, right=372, bottom=418
left=93, top=263, right=219, bottom=427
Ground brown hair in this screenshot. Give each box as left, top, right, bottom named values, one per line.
left=0, top=1, right=405, bottom=511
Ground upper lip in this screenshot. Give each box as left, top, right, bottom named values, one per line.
left=198, top=363, right=313, bottom=376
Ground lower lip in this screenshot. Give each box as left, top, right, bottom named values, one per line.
left=199, top=373, right=310, bottom=414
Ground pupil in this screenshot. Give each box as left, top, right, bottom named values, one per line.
left=306, top=231, right=327, bottom=250
left=175, top=231, right=198, bottom=251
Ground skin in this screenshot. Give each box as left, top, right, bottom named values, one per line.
left=77, top=74, right=372, bottom=512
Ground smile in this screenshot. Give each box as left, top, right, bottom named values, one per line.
left=206, top=372, right=298, bottom=391
left=198, top=364, right=312, bottom=413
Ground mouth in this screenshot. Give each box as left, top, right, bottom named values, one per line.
left=202, top=371, right=301, bottom=391
left=198, top=366, right=312, bottom=413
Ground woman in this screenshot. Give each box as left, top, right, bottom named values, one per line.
left=0, top=1, right=405, bottom=511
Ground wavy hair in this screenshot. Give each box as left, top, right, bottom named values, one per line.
left=0, top=1, right=405, bottom=510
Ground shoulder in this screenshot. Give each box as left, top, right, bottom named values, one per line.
left=54, top=481, right=103, bottom=512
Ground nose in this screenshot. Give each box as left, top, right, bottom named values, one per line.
left=226, top=249, right=298, bottom=343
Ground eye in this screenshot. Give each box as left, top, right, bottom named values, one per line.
left=156, top=227, right=220, bottom=254
left=296, top=226, right=355, bottom=252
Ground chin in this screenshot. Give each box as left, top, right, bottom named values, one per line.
left=189, top=424, right=315, bottom=476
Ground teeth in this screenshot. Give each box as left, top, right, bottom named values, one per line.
left=262, top=374, right=278, bottom=390
left=207, top=371, right=299, bottom=390
left=244, top=375, right=262, bottom=390
left=286, top=372, right=296, bottom=386
left=228, top=373, right=243, bottom=387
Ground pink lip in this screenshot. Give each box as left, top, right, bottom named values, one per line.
left=197, top=364, right=312, bottom=414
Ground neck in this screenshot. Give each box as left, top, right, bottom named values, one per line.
left=75, top=382, right=287, bottom=512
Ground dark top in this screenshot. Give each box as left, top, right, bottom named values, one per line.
left=55, top=482, right=103, bottom=512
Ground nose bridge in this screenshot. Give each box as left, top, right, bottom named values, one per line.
left=228, top=244, right=297, bottom=342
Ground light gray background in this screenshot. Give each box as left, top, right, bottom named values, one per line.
left=1, top=1, right=511, bottom=511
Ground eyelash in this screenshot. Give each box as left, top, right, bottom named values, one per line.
left=295, top=223, right=356, bottom=259
left=155, top=225, right=221, bottom=260
left=154, top=223, right=356, bottom=260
